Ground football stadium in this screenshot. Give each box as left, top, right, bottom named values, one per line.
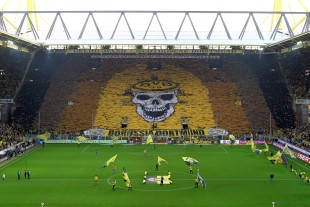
left=0, top=0, right=310, bottom=207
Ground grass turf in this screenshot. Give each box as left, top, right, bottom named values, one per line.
left=0, top=143, right=309, bottom=207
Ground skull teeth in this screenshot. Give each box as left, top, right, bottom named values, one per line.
left=143, top=112, right=167, bottom=121
left=144, top=107, right=166, bottom=112
left=141, top=105, right=168, bottom=122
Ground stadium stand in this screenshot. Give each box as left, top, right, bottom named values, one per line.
left=280, top=124, right=310, bottom=151
left=279, top=51, right=310, bottom=99
left=0, top=47, right=30, bottom=98
left=0, top=45, right=308, bottom=150
left=0, top=122, right=23, bottom=150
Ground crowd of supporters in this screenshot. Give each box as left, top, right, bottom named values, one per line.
left=280, top=123, right=310, bottom=151
left=0, top=122, right=36, bottom=162
left=279, top=51, right=310, bottom=99
left=222, top=55, right=275, bottom=131
left=0, top=47, right=30, bottom=98
left=246, top=54, right=296, bottom=129
left=0, top=122, right=24, bottom=150
left=13, top=51, right=70, bottom=130
left=0, top=46, right=309, bottom=153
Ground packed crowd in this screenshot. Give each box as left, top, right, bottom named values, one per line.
left=250, top=54, right=296, bottom=129
left=0, top=47, right=30, bottom=98
left=0, top=122, right=36, bottom=162
left=280, top=123, right=310, bottom=152
left=279, top=51, right=310, bottom=99
left=0, top=46, right=309, bottom=154
left=0, top=122, right=24, bottom=150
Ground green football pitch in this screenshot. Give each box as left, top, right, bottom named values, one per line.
left=0, top=143, right=309, bottom=207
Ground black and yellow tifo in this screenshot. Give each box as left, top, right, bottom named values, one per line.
left=38, top=59, right=273, bottom=135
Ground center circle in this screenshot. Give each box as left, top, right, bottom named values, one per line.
left=107, top=171, right=199, bottom=191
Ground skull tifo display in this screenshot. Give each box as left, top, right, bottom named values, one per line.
left=131, top=79, right=179, bottom=122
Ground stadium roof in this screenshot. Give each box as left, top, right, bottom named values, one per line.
left=0, top=0, right=310, bottom=53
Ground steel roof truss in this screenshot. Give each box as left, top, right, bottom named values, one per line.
left=91, top=13, right=103, bottom=39
left=207, top=13, right=219, bottom=40
left=283, top=14, right=294, bottom=37
left=252, top=13, right=264, bottom=40
left=78, top=13, right=103, bottom=40
left=302, top=13, right=310, bottom=33
left=1, top=10, right=310, bottom=49
left=111, top=12, right=135, bottom=40
left=143, top=12, right=167, bottom=40
left=270, top=14, right=294, bottom=40
left=15, top=13, right=26, bottom=36
left=45, top=13, right=57, bottom=39
left=219, top=13, right=231, bottom=40
left=78, top=13, right=91, bottom=39
left=143, top=13, right=155, bottom=39
left=175, top=12, right=199, bottom=40
left=239, top=14, right=251, bottom=40
left=46, top=13, right=71, bottom=40
left=122, top=12, right=134, bottom=40
left=270, top=15, right=283, bottom=40
left=239, top=13, right=264, bottom=40
left=0, top=13, right=7, bottom=32
left=155, top=13, right=167, bottom=39
left=26, top=13, right=39, bottom=40
left=207, top=13, right=231, bottom=40
left=58, top=13, right=71, bottom=40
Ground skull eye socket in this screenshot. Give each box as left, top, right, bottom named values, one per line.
left=159, top=94, right=174, bottom=100
left=136, top=94, right=151, bottom=100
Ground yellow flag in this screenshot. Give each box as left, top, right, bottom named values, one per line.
left=282, top=144, right=295, bottom=158
left=246, top=138, right=256, bottom=152
left=158, top=156, right=168, bottom=165
left=106, top=154, right=117, bottom=166
left=229, top=134, right=236, bottom=141
left=146, top=134, right=153, bottom=144
left=246, top=138, right=253, bottom=145
left=262, top=143, right=269, bottom=152
left=123, top=171, right=131, bottom=187
left=267, top=151, right=283, bottom=164
left=37, top=133, right=50, bottom=141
